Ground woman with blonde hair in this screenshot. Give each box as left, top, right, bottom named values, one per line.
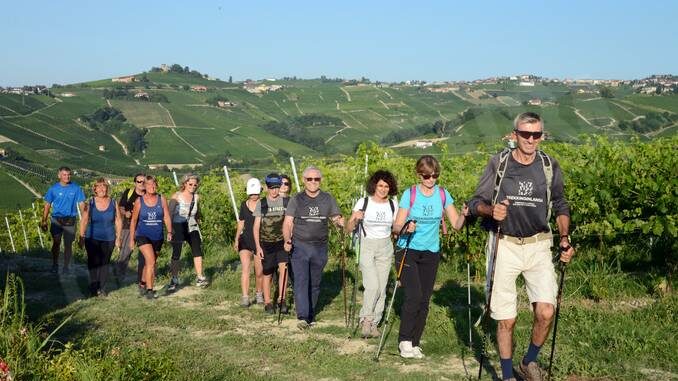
left=129, top=175, right=172, bottom=299
left=79, top=178, right=122, bottom=297
left=167, top=173, right=208, bottom=292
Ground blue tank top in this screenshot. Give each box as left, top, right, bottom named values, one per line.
left=136, top=195, right=164, bottom=241
left=85, top=198, right=116, bottom=241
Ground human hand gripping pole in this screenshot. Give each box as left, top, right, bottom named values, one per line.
left=373, top=220, right=416, bottom=362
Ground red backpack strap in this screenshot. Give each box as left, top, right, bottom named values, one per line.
left=408, top=185, right=417, bottom=217
left=439, top=187, right=448, bottom=235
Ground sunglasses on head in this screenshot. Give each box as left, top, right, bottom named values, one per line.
left=305, top=177, right=321, bottom=182
left=419, top=173, right=439, bottom=180
left=514, top=129, right=543, bottom=139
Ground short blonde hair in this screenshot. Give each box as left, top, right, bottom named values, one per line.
left=180, top=173, right=200, bottom=191
left=91, top=177, right=110, bottom=197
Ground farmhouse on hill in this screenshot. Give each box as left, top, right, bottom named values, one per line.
left=134, top=92, right=150, bottom=100
left=112, top=76, right=135, bottom=83
left=191, top=85, right=208, bottom=92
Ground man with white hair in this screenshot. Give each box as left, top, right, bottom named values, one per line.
left=283, top=166, right=344, bottom=329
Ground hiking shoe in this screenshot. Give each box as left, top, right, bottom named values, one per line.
left=399, top=341, right=416, bottom=358
left=167, top=277, right=179, bottom=293
left=361, top=319, right=373, bottom=338
left=412, top=346, right=425, bottom=359
left=50, top=264, right=58, bottom=274
left=264, top=303, right=276, bottom=314
left=297, top=320, right=310, bottom=330
left=278, top=301, right=289, bottom=314
left=255, top=291, right=264, bottom=305
left=240, top=296, right=250, bottom=307
left=145, top=289, right=158, bottom=300
left=517, top=361, right=544, bottom=381
left=196, top=276, right=209, bottom=288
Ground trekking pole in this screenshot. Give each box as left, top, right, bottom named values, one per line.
left=547, top=248, right=569, bottom=381
left=374, top=220, right=415, bottom=362
left=477, top=225, right=501, bottom=380
left=349, top=219, right=365, bottom=336
left=465, top=223, right=472, bottom=351
left=277, top=262, right=289, bottom=325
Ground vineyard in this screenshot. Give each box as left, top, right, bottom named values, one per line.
left=0, top=137, right=676, bottom=380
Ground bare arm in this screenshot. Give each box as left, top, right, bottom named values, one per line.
left=41, top=203, right=51, bottom=228
left=79, top=200, right=90, bottom=238
left=444, top=203, right=467, bottom=231
left=253, top=216, right=263, bottom=259
left=282, top=215, right=294, bottom=252
left=330, top=214, right=345, bottom=229
left=128, top=199, right=141, bottom=249
left=114, top=199, right=122, bottom=248
left=345, top=210, right=364, bottom=233
left=556, top=214, right=574, bottom=262
left=161, top=196, right=173, bottom=241
left=392, top=207, right=415, bottom=234
left=234, top=220, right=244, bottom=251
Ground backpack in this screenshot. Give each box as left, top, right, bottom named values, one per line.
left=493, top=148, right=554, bottom=222
left=260, top=196, right=290, bottom=215
left=408, top=185, right=449, bottom=235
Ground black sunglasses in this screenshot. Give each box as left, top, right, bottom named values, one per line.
left=135, top=180, right=144, bottom=184
left=281, top=182, right=290, bottom=186
left=305, top=177, right=321, bottom=182
left=419, top=173, right=439, bottom=180
left=514, top=129, right=543, bottom=139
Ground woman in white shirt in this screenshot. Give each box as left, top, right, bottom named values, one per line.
left=345, top=170, right=398, bottom=338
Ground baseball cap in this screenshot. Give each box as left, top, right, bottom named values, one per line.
left=246, top=178, right=262, bottom=195
left=265, top=173, right=282, bottom=188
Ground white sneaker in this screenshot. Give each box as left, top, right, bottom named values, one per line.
left=412, top=346, right=425, bottom=359
left=399, top=341, right=416, bottom=359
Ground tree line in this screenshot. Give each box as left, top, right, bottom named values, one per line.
left=80, top=107, right=148, bottom=154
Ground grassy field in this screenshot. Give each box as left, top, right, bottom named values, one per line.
left=0, top=168, right=37, bottom=208
left=3, top=242, right=675, bottom=381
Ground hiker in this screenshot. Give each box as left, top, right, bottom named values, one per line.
left=116, top=173, right=146, bottom=288
left=468, top=112, right=574, bottom=381
left=345, top=170, right=398, bottom=338
left=279, top=174, right=292, bottom=197
left=392, top=155, right=466, bottom=359
left=253, top=173, right=290, bottom=314
left=41, top=166, right=86, bottom=274
left=235, top=178, right=264, bottom=307
left=283, top=166, right=345, bottom=330
left=78, top=178, right=122, bottom=297
left=129, top=175, right=172, bottom=300
left=167, top=174, right=208, bottom=292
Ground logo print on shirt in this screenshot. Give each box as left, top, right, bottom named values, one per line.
left=518, top=181, right=534, bottom=196
left=148, top=211, right=157, bottom=221
left=375, top=211, right=386, bottom=221
left=422, top=205, right=433, bottom=216
left=308, top=206, right=319, bottom=217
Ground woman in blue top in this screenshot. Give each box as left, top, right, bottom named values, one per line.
left=129, top=175, right=172, bottom=299
left=79, top=178, right=122, bottom=297
left=392, top=155, right=467, bottom=359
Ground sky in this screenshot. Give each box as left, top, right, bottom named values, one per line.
left=1, top=0, right=677, bottom=86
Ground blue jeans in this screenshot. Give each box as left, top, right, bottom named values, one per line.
left=290, top=241, right=328, bottom=323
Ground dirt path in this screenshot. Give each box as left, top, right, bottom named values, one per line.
left=0, top=104, right=20, bottom=115
left=379, top=100, right=390, bottom=110
left=2, top=169, right=42, bottom=197
left=157, top=102, right=206, bottom=158
left=378, top=88, right=394, bottom=99
left=325, top=121, right=351, bottom=144
left=110, top=134, right=129, bottom=155
left=340, top=87, right=352, bottom=102
left=273, top=100, right=290, bottom=116
left=0, top=101, right=58, bottom=120
left=610, top=101, right=638, bottom=117
left=295, top=102, right=305, bottom=115
left=3, top=119, right=92, bottom=154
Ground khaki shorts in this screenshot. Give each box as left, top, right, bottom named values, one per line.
left=488, top=236, right=557, bottom=320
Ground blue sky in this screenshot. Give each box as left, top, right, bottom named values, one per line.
left=1, top=0, right=676, bottom=86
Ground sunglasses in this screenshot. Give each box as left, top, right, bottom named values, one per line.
left=419, top=173, right=439, bottom=180
left=281, top=182, right=290, bottom=186
left=305, top=177, right=321, bottom=182
left=135, top=180, right=144, bottom=184
left=514, top=130, right=543, bottom=140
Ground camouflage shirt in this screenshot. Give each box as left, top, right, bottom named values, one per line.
left=253, top=196, right=288, bottom=243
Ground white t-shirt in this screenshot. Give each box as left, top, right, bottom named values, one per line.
left=352, top=196, right=396, bottom=239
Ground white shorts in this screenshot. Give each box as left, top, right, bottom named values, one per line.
left=488, top=236, right=558, bottom=320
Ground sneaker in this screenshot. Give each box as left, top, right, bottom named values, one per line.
left=240, top=296, right=250, bottom=307
left=138, top=284, right=147, bottom=297
left=517, top=361, right=544, bottom=381
left=399, top=341, right=416, bottom=358
left=412, top=346, right=425, bottom=359
left=361, top=319, right=373, bottom=338
left=50, top=264, right=58, bottom=274
left=167, top=277, right=179, bottom=293
left=297, top=320, right=310, bottom=330
left=97, top=289, right=108, bottom=297
left=145, top=289, right=157, bottom=300
left=255, top=291, right=264, bottom=305
left=264, top=303, right=276, bottom=314
left=196, top=276, right=209, bottom=288
left=278, top=300, right=289, bottom=314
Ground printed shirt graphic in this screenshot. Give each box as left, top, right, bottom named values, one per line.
left=286, top=191, right=341, bottom=244
left=136, top=196, right=164, bottom=241
left=254, top=196, right=288, bottom=243
left=352, top=197, right=394, bottom=239
left=396, top=185, right=453, bottom=252
left=44, top=182, right=86, bottom=217
left=496, top=156, right=551, bottom=237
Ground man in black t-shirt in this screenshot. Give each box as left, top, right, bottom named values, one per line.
left=283, top=166, right=344, bottom=329
left=116, top=173, right=146, bottom=285
left=469, top=112, right=575, bottom=381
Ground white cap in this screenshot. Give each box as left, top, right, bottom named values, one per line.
left=246, top=178, right=262, bottom=195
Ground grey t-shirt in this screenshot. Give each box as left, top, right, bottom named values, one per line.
left=469, top=151, right=570, bottom=237
left=286, top=191, right=341, bottom=244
